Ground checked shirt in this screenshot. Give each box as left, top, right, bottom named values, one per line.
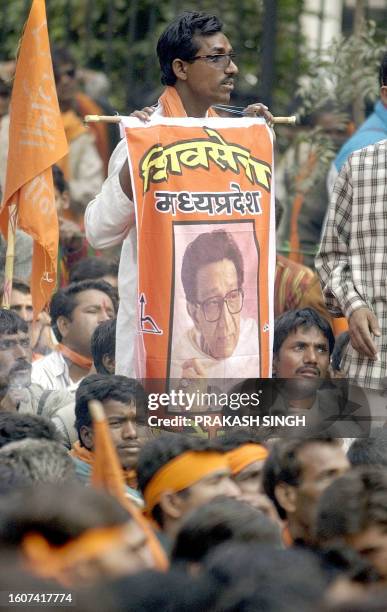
left=316, top=139, right=387, bottom=389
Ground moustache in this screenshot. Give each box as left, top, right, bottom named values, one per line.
left=9, top=360, right=32, bottom=375
left=296, top=367, right=321, bottom=377
left=8, top=362, right=32, bottom=390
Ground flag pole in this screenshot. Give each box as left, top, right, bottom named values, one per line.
left=1, top=203, right=18, bottom=309
left=84, top=114, right=297, bottom=125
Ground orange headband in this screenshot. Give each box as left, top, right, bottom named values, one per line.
left=22, top=525, right=127, bottom=584
left=227, top=443, right=268, bottom=475
left=144, top=451, right=229, bottom=513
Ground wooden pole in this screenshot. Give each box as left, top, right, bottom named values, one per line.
left=84, top=114, right=297, bottom=125
left=1, top=203, right=18, bottom=309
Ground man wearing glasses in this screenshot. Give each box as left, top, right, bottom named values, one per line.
left=170, top=229, right=260, bottom=381
left=85, top=11, right=271, bottom=379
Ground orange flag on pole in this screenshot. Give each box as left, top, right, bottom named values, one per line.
left=0, top=0, right=68, bottom=316
left=89, top=400, right=169, bottom=571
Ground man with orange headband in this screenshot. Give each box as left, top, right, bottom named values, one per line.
left=219, top=429, right=280, bottom=524
left=0, top=482, right=154, bottom=586
left=221, top=430, right=268, bottom=495
left=137, top=433, right=240, bottom=545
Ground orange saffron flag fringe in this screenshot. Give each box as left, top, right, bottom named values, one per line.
left=89, top=400, right=168, bottom=571
left=0, top=0, right=68, bottom=317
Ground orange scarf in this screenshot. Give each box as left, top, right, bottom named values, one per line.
left=22, top=525, right=128, bottom=586
left=159, top=85, right=219, bottom=118
left=282, top=523, right=293, bottom=547
left=70, top=441, right=137, bottom=489
left=76, top=92, right=110, bottom=176
left=56, top=343, right=93, bottom=370
left=56, top=109, right=88, bottom=181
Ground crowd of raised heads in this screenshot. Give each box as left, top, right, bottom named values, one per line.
left=1, top=8, right=387, bottom=611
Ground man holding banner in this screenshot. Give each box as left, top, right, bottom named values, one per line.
left=85, top=11, right=275, bottom=387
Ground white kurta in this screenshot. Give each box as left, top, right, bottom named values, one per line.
left=85, top=137, right=138, bottom=377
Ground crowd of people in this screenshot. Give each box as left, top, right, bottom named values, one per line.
left=1, top=8, right=387, bottom=611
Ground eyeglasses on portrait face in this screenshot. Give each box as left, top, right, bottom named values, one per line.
left=195, top=288, right=244, bottom=322
left=188, top=52, right=237, bottom=70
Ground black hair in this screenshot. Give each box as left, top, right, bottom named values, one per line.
left=0, top=78, right=11, bottom=96
left=137, top=433, right=217, bottom=526
left=91, top=318, right=116, bottom=375
left=171, top=497, right=281, bottom=564
left=274, top=308, right=335, bottom=356
left=315, top=466, right=387, bottom=544
left=0, top=309, right=28, bottom=337
left=52, top=164, right=69, bottom=195
left=74, top=373, right=147, bottom=443
left=331, top=331, right=350, bottom=372
left=203, top=543, right=327, bottom=612
left=0, top=439, right=76, bottom=495
left=49, top=279, right=117, bottom=342
left=69, top=257, right=119, bottom=284
left=157, top=11, right=223, bottom=86
left=0, top=482, right=130, bottom=547
left=347, top=431, right=387, bottom=468
left=0, top=413, right=61, bottom=449
left=379, top=51, right=387, bottom=87
left=97, top=569, right=218, bottom=612
left=10, top=279, right=30, bottom=295
left=217, top=429, right=266, bottom=452
left=51, top=47, right=76, bottom=78
left=262, top=437, right=339, bottom=519
left=181, top=229, right=244, bottom=303
left=317, top=543, right=380, bottom=585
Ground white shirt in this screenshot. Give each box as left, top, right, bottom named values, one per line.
left=85, top=138, right=138, bottom=377
left=32, top=350, right=80, bottom=392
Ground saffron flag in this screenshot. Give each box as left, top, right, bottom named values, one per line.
left=0, top=0, right=68, bottom=316
left=89, top=401, right=169, bottom=571
left=123, top=116, right=275, bottom=387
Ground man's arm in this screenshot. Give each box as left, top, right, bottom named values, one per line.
left=84, top=107, right=157, bottom=249
left=84, top=138, right=135, bottom=249
left=316, top=161, right=380, bottom=360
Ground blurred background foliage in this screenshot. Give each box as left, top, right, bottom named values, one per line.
left=0, top=0, right=385, bottom=165
left=0, top=0, right=307, bottom=113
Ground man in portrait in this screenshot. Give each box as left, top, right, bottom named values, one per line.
left=170, top=228, right=260, bottom=383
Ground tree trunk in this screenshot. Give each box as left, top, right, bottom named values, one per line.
left=261, top=0, right=277, bottom=109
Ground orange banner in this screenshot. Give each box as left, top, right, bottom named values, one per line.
left=0, top=0, right=68, bottom=316
left=124, top=117, right=275, bottom=387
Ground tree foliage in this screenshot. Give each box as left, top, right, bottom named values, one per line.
left=292, top=20, right=385, bottom=190
left=1, top=0, right=307, bottom=113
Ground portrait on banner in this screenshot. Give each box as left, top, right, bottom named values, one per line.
left=169, top=220, right=260, bottom=386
